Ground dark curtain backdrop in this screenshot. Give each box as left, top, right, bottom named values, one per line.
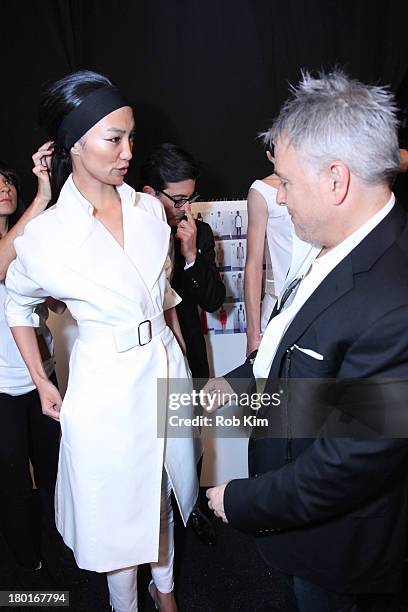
left=1, top=0, right=408, bottom=202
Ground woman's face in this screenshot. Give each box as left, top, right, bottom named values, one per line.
left=72, top=106, right=135, bottom=186
left=0, top=173, right=18, bottom=219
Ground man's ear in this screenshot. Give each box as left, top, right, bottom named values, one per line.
left=143, top=185, right=156, bottom=196
left=329, top=161, right=350, bottom=205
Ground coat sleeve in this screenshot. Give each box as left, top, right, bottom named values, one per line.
left=181, top=222, right=226, bottom=312
left=224, top=305, right=408, bottom=534
left=5, top=234, right=49, bottom=328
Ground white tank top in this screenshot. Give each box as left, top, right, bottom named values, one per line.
left=250, top=179, right=293, bottom=297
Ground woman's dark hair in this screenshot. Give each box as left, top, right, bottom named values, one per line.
left=140, top=143, right=200, bottom=191
left=38, top=69, right=113, bottom=204
left=0, top=161, right=25, bottom=230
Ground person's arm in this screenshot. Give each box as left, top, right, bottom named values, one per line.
left=0, top=142, right=53, bottom=280
left=5, top=229, right=62, bottom=421
left=164, top=306, right=187, bottom=356
left=10, top=326, right=62, bottom=421
left=400, top=148, right=408, bottom=172
left=161, top=244, right=186, bottom=354
left=244, top=188, right=268, bottom=355
left=177, top=216, right=226, bottom=312
left=45, top=296, right=67, bottom=314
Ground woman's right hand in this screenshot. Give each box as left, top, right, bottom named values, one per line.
left=32, top=141, right=54, bottom=207
left=36, top=377, right=63, bottom=421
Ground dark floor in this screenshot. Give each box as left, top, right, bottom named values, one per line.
left=1, top=495, right=408, bottom=612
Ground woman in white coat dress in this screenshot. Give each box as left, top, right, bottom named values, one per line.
left=5, top=70, right=198, bottom=612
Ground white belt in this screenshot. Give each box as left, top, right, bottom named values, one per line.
left=77, top=312, right=166, bottom=353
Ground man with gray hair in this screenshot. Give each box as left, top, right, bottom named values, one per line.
left=205, top=70, right=408, bottom=611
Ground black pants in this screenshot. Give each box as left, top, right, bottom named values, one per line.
left=284, top=574, right=359, bottom=612
left=0, top=373, right=60, bottom=569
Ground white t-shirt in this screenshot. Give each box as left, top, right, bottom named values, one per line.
left=0, top=281, right=54, bottom=396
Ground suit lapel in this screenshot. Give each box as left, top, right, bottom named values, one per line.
left=269, top=257, right=354, bottom=379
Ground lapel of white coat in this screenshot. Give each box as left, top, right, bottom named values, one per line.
left=55, top=176, right=169, bottom=305
left=118, top=184, right=170, bottom=292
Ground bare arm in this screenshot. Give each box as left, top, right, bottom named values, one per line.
left=0, top=142, right=53, bottom=280
left=164, top=306, right=187, bottom=356
left=400, top=148, right=408, bottom=172
left=46, top=296, right=67, bottom=314
left=244, top=188, right=268, bottom=355
left=10, top=326, right=62, bottom=421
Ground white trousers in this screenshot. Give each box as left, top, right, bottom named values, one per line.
left=107, top=470, right=174, bottom=612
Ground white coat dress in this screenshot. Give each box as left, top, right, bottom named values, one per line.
left=5, top=176, right=198, bottom=572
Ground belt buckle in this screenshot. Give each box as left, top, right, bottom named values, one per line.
left=138, top=319, right=152, bottom=346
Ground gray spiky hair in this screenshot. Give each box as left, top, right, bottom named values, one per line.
left=262, top=69, right=400, bottom=185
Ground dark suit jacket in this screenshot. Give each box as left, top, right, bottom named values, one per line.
left=224, top=203, right=408, bottom=594
left=172, top=220, right=225, bottom=379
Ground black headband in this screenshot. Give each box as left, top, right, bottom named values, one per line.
left=57, top=87, right=129, bottom=150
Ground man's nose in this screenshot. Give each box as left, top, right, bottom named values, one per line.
left=277, top=185, right=286, bottom=206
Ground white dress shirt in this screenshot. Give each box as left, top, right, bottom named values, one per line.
left=253, top=194, right=395, bottom=379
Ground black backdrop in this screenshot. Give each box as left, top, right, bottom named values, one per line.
left=1, top=0, right=408, bottom=202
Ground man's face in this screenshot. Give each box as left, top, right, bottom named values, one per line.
left=157, top=178, right=196, bottom=226
left=274, top=137, right=332, bottom=245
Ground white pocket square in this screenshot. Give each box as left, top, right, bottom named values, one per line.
left=293, top=344, right=324, bottom=360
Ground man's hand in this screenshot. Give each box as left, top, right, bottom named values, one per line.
left=201, top=377, right=235, bottom=412
left=207, top=483, right=229, bottom=523
left=176, top=209, right=197, bottom=264
left=36, top=377, right=63, bottom=421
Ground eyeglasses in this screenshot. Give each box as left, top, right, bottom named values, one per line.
left=276, top=276, right=303, bottom=314
left=156, top=189, right=200, bottom=208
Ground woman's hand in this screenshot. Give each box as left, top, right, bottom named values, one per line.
left=32, top=141, right=53, bottom=207
left=36, top=377, right=63, bottom=421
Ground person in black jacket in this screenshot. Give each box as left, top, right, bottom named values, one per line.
left=204, top=70, right=408, bottom=612
left=141, top=143, right=225, bottom=544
